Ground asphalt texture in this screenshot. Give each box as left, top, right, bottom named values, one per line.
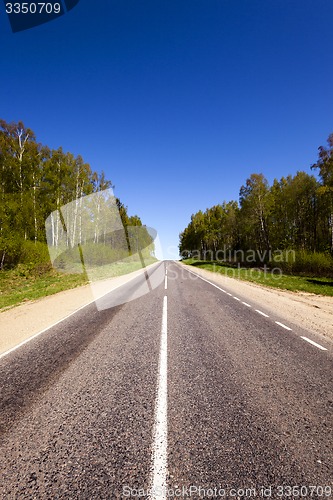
left=0, top=261, right=332, bottom=499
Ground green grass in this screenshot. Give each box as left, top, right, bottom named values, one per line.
left=0, top=266, right=88, bottom=311
left=182, top=259, right=333, bottom=296
left=0, top=257, right=158, bottom=311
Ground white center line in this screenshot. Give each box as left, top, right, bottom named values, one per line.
left=301, top=336, right=327, bottom=351
left=275, top=321, right=292, bottom=331
left=255, top=309, right=269, bottom=318
left=149, top=296, right=168, bottom=499
left=164, top=275, right=168, bottom=290
left=242, top=302, right=252, bottom=307
left=233, top=296, right=241, bottom=301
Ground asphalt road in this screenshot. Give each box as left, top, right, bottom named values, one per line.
left=0, top=261, right=332, bottom=499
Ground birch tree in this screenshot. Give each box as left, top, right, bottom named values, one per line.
left=312, top=133, right=333, bottom=253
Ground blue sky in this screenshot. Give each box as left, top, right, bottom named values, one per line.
left=1, top=0, right=333, bottom=259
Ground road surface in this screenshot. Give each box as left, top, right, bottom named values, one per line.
left=0, top=261, right=332, bottom=499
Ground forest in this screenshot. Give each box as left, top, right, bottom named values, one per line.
left=179, top=134, right=333, bottom=277
left=0, top=119, right=152, bottom=272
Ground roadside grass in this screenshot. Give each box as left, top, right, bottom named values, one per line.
left=0, top=267, right=88, bottom=311
left=0, top=257, right=158, bottom=311
left=182, top=259, right=333, bottom=296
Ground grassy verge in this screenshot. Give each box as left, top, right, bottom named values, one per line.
left=0, top=257, right=158, bottom=311
left=182, top=259, right=333, bottom=296
left=0, top=266, right=88, bottom=311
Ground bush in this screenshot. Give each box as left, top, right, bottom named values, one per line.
left=271, top=250, right=333, bottom=278
left=19, top=240, right=51, bottom=266
left=0, top=237, right=22, bottom=269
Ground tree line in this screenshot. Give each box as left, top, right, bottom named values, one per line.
left=179, top=134, right=333, bottom=275
left=0, top=119, right=150, bottom=270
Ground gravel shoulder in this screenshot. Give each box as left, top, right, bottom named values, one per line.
left=178, top=262, right=333, bottom=343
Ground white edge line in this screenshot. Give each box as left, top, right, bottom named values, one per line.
left=275, top=321, right=292, bottom=331
left=149, top=295, right=168, bottom=499
left=182, top=266, right=296, bottom=331
left=301, top=336, right=327, bottom=351
left=0, top=262, right=162, bottom=362
left=255, top=309, right=269, bottom=318
left=182, top=265, right=255, bottom=306
left=179, top=264, right=329, bottom=354
left=186, top=269, right=227, bottom=294
left=0, top=299, right=96, bottom=361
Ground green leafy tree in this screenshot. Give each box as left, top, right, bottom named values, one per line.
left=0, top=119, right=149, bottom=269
left=239, top=173, right=272, bottom=253
left=311, top=133, right=333, bottom=253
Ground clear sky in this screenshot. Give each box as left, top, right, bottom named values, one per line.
left=1, top=0, right=333, bottom=259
